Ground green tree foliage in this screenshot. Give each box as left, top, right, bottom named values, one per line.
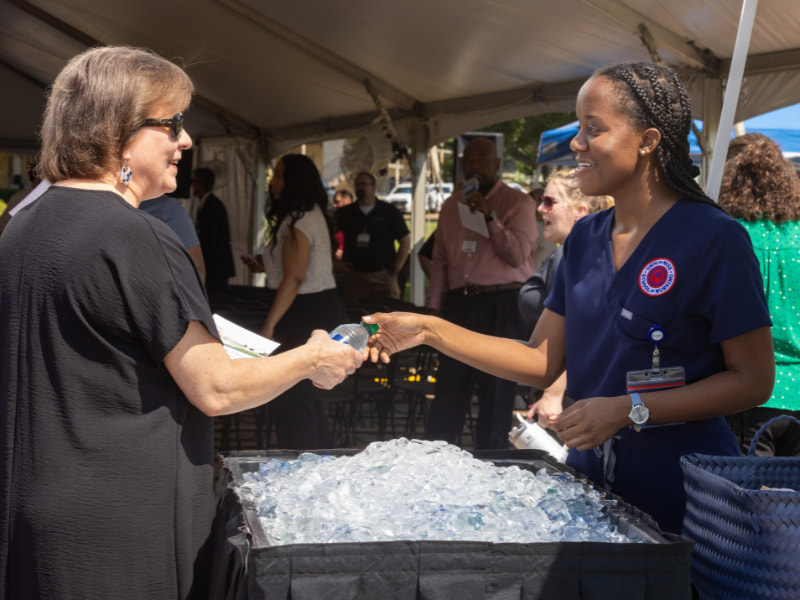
left=483, top=112, right=576, bottom=176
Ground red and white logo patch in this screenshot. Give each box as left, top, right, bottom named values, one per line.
left=639, top=258, right=676, bottom=296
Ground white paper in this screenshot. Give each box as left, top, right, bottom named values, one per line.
left=457, top=202, right=489, bottom=237
left=213, top=314, right=280, bottom=359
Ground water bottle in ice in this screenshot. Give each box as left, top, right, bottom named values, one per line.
left=329, top=322, right=379, bottom=352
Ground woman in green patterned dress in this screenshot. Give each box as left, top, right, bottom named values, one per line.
left=719, top=132, right=800, bottom=456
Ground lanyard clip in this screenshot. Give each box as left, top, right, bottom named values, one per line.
left=652, top=346, right=661, bottom=370
left=648, top=325, right=666, bottom=370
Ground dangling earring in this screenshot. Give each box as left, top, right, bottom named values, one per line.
left=120, top=160, right=132, bottom=186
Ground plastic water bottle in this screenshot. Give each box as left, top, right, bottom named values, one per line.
left=508, top=413, right=568, bottom=462
left=329, top=322, right=379, bottom=352
left=463, top=176, right=479, bottom=201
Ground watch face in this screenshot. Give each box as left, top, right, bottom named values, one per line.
left=630, top=404, right=650, bottom=425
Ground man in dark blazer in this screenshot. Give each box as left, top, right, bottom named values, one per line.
left=192, top=167, right=235, bottom=292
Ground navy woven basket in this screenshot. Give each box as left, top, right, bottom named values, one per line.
left=681, top=415, right=800, bottom=600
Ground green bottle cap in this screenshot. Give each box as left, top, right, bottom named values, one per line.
left=360, top=322, right=379, bottom=335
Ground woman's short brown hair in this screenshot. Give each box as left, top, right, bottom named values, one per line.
left=718, top=133, right=800, bottom=223
left=38, top=46, right=194, bottom=183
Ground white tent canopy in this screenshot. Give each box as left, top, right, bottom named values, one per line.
left=4, top=0, right=800, bottom=154
left=3, top=0, right=800, bottom=300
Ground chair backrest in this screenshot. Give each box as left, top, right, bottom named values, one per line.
left=414, top=346, right=438, bottom=381
left=388, top=345, right=438, bottom=386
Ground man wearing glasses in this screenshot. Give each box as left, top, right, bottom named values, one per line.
left=426, top=137, right=539, bottom=450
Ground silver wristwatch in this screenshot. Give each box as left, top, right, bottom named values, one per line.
left=628, top=392, right=650, bottom=432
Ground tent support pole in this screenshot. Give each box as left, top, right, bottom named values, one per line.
left=701, top=77, right=722, bottom=189
left=409, top=151, right=428, bottom=306
left=705, top=0, right=759, bottom=201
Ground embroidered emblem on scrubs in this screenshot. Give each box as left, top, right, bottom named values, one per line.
left=639, top=258, right=676, bottom=296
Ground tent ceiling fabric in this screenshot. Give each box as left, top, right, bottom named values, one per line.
left=2, top=0, right=800, bottom=156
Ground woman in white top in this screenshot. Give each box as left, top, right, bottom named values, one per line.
left=257, top=153, right=346, bottom=449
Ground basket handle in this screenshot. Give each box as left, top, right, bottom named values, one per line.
left=747, top=414, right=800, bottom=456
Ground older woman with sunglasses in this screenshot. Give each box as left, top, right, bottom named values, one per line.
left=0, top=46, right=361, bottom=600
left=518, top=170, right=613, bottom=428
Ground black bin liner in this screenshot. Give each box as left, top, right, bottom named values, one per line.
left=210, top=449, right=693, bottom=600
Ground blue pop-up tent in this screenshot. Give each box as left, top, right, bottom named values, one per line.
left=537, top=121, right=582, bottom=166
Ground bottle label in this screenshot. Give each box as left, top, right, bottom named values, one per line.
left=329, top=332, right=349, bottom=344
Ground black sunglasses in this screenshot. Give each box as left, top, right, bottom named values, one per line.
left=139, top=113, right=183, bottom=140
left=538, top=195, right=558, bottom=209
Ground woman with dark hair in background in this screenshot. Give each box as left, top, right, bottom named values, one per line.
left=254, top=153, right=346, bottom=449
left=363, top=61, right=774, bottom=535
left=718, top=132, right=800, bottom=456
left=0, top=47, right=360, bottom=600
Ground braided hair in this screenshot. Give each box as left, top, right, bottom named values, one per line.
left=594, top=62, right=717, bottom=207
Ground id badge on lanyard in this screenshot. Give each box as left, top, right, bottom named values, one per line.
left=625, top=324, right=686, bottom=429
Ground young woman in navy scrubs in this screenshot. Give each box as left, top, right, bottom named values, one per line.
left=363, top=62, right=775, bottom=535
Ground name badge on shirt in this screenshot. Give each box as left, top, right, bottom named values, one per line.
left=461, top=240, right=477, bottom=254
left=625, top=324, right=686, bottom=429
left=357, top=233, right=370, bottom=247
left=626, top=366, right=686, bottom=393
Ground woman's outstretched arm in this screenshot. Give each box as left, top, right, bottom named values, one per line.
left=363, top=308, right=566, bottom=389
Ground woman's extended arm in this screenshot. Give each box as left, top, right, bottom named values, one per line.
left=260, top=227, right=309, bottom=339
left=164, top=321, right=362, bottom=417
left=363, top=308, right=567, bottom=388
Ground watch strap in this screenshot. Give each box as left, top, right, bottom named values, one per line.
left=628, top=391, right=648, bottom=431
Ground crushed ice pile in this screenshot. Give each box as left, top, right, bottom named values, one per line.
left=236, top=438, right=640, bottom=545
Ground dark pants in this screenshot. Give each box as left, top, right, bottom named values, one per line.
left=341, top=269, right=400, bottom=300
left=726, top=406, right=800, bottom=456
left=268, top=288, right=346, bottom=450
left=427, top=288, right=529, bottom=450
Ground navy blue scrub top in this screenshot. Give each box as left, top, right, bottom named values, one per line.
left=544, top=198, right=771, bottom=534
left=546, top=198, right=771, bottom=402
